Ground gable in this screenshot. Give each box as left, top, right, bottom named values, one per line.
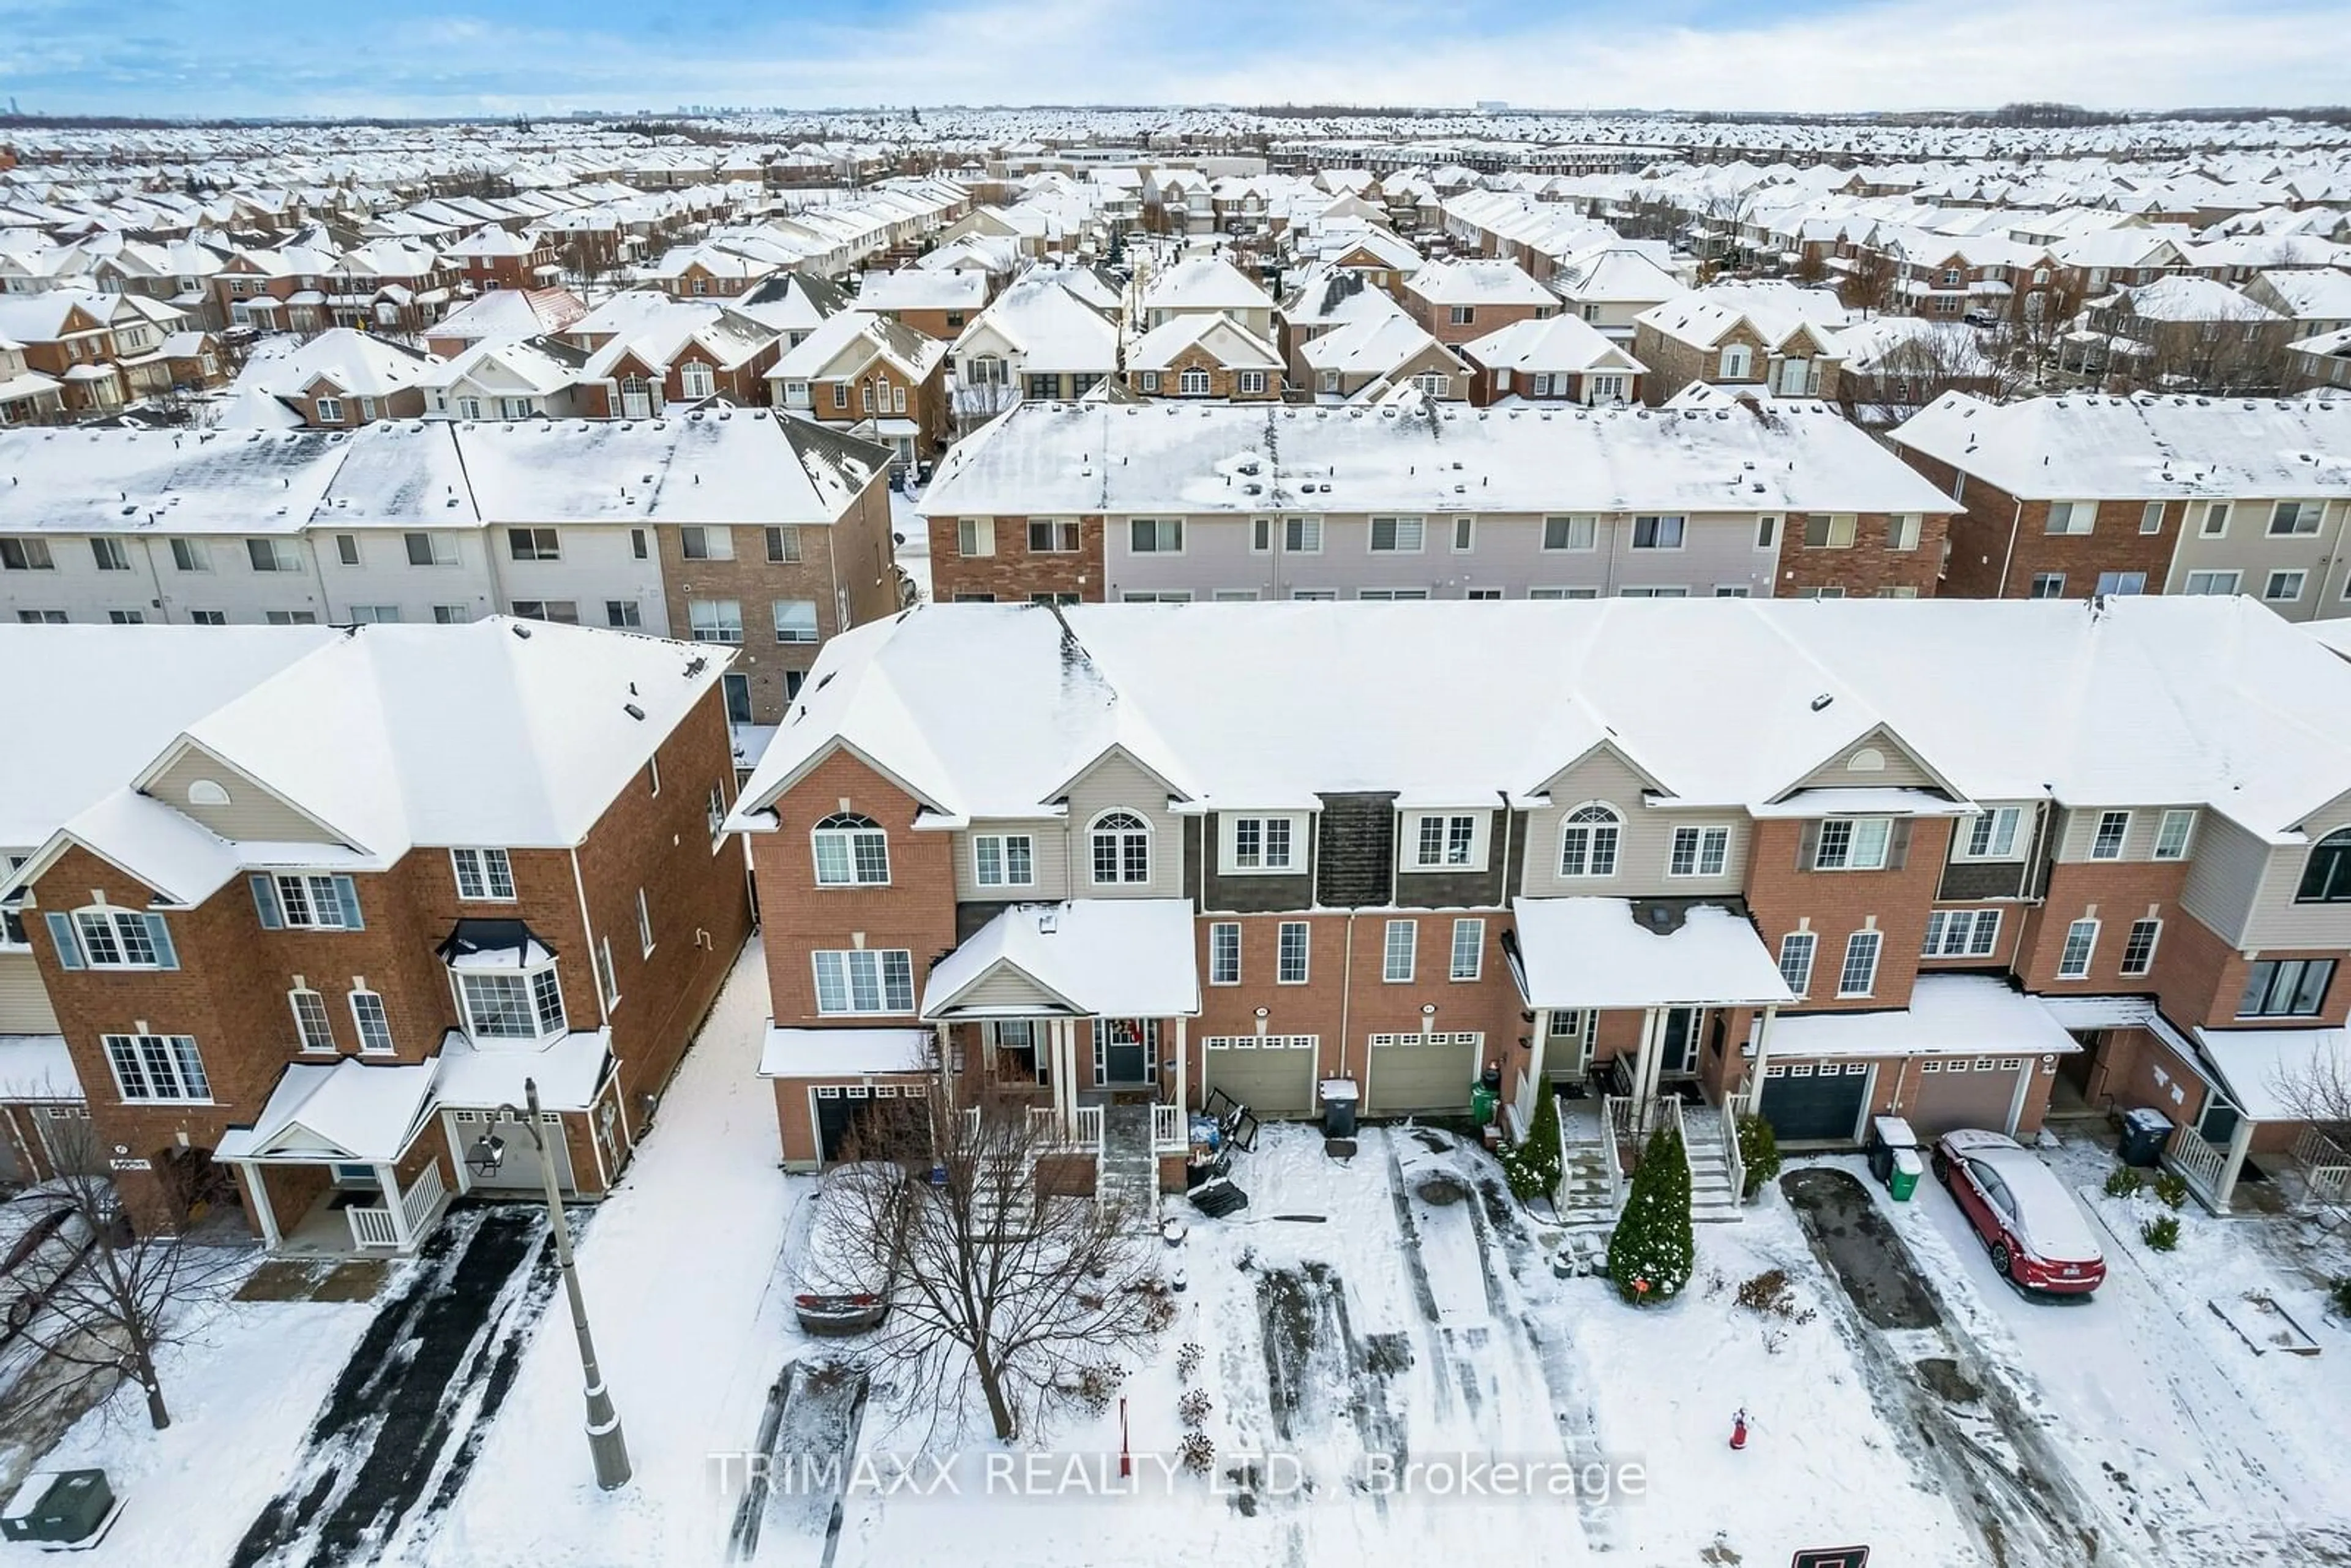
left=1790, top=724, right=1944, bottom=793
left=143, top=743, right=342, bottom=844
left=1534, top=741, right=1664, bottom=811
left=934, top=955, right=1082, bottom=1015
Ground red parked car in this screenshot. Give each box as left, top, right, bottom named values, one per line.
left=1931, top=1129, right=2106, bottom=1296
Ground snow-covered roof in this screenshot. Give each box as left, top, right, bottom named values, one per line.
left=0, top=1037, right=83, bottom=1102
left=857, top=267, right=988, bottom=313
left=735, top=595, right=2351, bottom=849
left=1140, top=256, right=1272, bottom=313
left=1460, top=313, right=1644, bottom=376
left=921, top=899, right=1201, bottom=1020
left=433, top=1026, right=610, bottom=1112
left=2191, top=1026, right=2347, bottom=1123
left=216, top=1057, right=440, bottom=1163
left=1125, top=312, right=1283, bottom=373
left=1765, top=975, right=2084, bottom=1060
left=758, top=1027, right=932, bottom=1078
left=1404, top=258, right=1555, bottom=309
left=921, top=396, right=1954, bottom=519
left=1510, top=897, right=1792, bottom=1009
left=1890, top=391, right=2351, bottom=501
left=1298, top=313, right=1461, bottom=380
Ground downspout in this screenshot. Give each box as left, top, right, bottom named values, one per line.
left=1995, top=490, right=2024, bottom=598
left=1338, top=912, right=1357, bottom=1089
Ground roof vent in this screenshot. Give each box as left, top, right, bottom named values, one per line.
left=512, top=624, right=533, bottom=639
left=1036, top=909, right=1058, bottom=936
left=624, top=702, right=645, bottom=721
left=1810, top=692, right=1834, bottom=711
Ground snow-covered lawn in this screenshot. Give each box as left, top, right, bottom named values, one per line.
left=888, top=489, right=930, bottom=604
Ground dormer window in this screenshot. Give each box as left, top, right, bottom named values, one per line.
left=1090, top=811, right=1152, bottom=885
left=812, top=813, right=890, bottom=885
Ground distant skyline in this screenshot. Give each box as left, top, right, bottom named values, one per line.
left=0, top=0, right=2344, bottom=121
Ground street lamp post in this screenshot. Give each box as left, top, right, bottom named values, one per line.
left=466, top=1076, right=631, bottom=1490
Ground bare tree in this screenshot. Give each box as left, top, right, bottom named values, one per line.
left=1839, top=248, right=1900, bottom=317
left=1838, top=320, right=2013, bottom=424
left=0, top=1114, right=248, bottom=1434
left=825, top=1087, right=1171, bottom=1442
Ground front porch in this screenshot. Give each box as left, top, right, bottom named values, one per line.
left=267, top=1158, right=452, bottom=1256
left=2158, top=1023, right=2351, bottom=1215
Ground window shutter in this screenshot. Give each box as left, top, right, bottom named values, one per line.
left=1889, top=819, right=1913, bottom=870
left=45, top=913, right=83, bottom=970
left=249, top=874, right=283, bottom=929
left=1796, top=820, right=1820, bottom=871
left=332, top=876, right=364, bottom=930
left=144, top=913, right=179, bottom=970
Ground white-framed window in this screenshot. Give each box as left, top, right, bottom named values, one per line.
left=1631, top=514, right=1685, bottom=550
left=1923, top=909, right=2001, bottom=958
left=508, top=527, right=561, bottom=561
left=2153, top=809, right=2195, bottom=861
left=2265, top=570, right=2308, bottom=603
left=2095, top=571, right=2146, bottom=596
left=681, top=362, right=716, bottom=400
left=635, top=887, right=654, bottom=956
left=1778, top=931, right=1817, bottom=997
left=350, top=989, right=395, bottom=1054
left=2030, top=572, right=2067, bottom=599
left=263, top=873, right=358, bottom=930
left=247, top=537, right=302, bottom=572
left=1720, top=345, right=1752, bottom=378
left=1813, top=818, right=1892, bottom=871
left=1449, top=305, right=1474, bottom=326
left=2044, top=500, right=2094, bottom=536
left=1838, top=930, right=1882, bottom=997
left=1559, top=803, right=1621, bottom=877
left=1138, top=370, right=1161, bottom=393
left=1804, top=513, right=1859, bottom=549
left=2057, top=917, right=2099, bottom=980
left=334, top=533, right=361, bottom=566
left=2089, top=810, right=2129, bottom=860
left=1027, top=517, right=1081, bottom=553
left=1452, top=517, right=1475, bottom=553
left=56, top=907, right=171, bottom=969
left=1369, top=516, right=1425, bottom=553
left=2139, top=501, right=2165, bottom=535
left=1668, top=825, right=1731, bottom=878
left=1239, top=370, right=1267, bottom=394
left=451, top=847, right=516, bottom=901
left=102, top=1033, right=211, bottom=1103
left=2270, top=500, right=2324, bottom=537
left=1224, top=814, right=1300, bottom=873
left=290, top=986, right=336, bottom=1052
left=1542, top=515, right=1597, bottom=552
left=1382, top=918, right=1417, bottom=982
left=707, top=783, right=728, bottom=844
left=171, top=538, right=211, bottom=572
left=1277, top=920, right=1310, bottom=985
left=607, top=601, right=642, bottom=629
left=1357, top=588, right=1428, bottom=601
left=0, top=537, right=56, bottom=571
left=1408, top=811, right=1484, bottom=870
left=1209, top=922, right=1241, bottom=986
left=1283, top=516, right=1322, bottom=553
left=812, top=948, right=915, bottom=1015
left=1130, top=517, right=1184, bottom=554
left=957, top=518, right=996, bottom=557
left=675, top=595, right=741, bottom=642
left=773, top=599, right=820, bottom=644
left=764, top=526, right=803, bottom=564
left=812, top=812, right=888, bottom=886
left=1450, top=917, right=1484, bottom=981
left=2184, top=569, right=2239, bottom=596
left=1963, top=806, right=2023, bottom=860
left=596, top=937, right=620, bottom=1009
left=679, top=525, right=733, bottom=561
left=2198, top=501, right=2231, bottom=538
left=315, top=396, right=345, bottom=424
left=2119, top=918, right=2161, bottom=978
left=459, top=968, right=568, bottom=1038
left=405, top=531, right=459, bottom=567
left=1888, top=514, right=1922, bottom=552
left=1411, top=372, right=1451, bottom=399
left=1090, top=811, right=1152, bottom=885
left=972, top=833, right=1035, bottom=887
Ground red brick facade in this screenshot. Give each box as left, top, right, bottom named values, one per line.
left=927, top=514, right=1106, bottom=603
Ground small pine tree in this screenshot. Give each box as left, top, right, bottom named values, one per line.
left=1501, top=1092, right=1564, bottom=1203
left=1734, top=1114, right=1782, bottom=1201
left=1608, top=1126, right=1696, bottom=1304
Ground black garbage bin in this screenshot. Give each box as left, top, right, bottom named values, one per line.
left=1321, top=1079, right=1358, bottom=1138
left=2120, top=1107, right=2173, bottom=1167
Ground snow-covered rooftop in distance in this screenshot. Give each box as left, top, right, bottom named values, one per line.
left=1890, top=391, right=2351, bottom=500
left=920, top=395, right=1955, bottom=517
left=0, top=426, right=351, bottom=535
left=736, top=597, right=2351, bottom=846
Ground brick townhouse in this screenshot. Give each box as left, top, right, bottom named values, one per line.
left=0, top=618, right=751, bottom=1250
left=765, top=310, right=950, bottom=477
left=0, top=412, right=900, bottom=729
left=917, top=397, right=1955, bottom=605
left=726, top=596, right=2351, bottom=1216
left=1890, top=391, right=2351, bottom=615
left=1399, top=258, right=1559, bottom=345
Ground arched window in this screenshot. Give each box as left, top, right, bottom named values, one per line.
left=971, top=354, right=1003, bottom=385
left=1558, top=803, right=1622, bottom=878
left=1091, top=811, right=1151, bottom=885
left=812, top=812, right=890, bottom=886
left=1179, top=368, right=1212, bottom=396
left=2297, top=827, right=2351, bottom=903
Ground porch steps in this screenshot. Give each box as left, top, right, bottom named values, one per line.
left=970, top=1150, right=1037, bottom=1239
left=1095, top=1103, right=1160, bottom=1229
left=1681, top=1113, right=1745, bottom=1225
left=1553, top=1095, right=1621, bottom=1268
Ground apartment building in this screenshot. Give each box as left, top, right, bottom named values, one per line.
left=1889, top=392, right=2351, bottom=615
left=0, top=411, right=899, bottom=726
left=918, top=396, right=1955, bottom=604
left=730, top=597, right=2351, bottom=1213
left=0, top=619, right=751, bottom=1248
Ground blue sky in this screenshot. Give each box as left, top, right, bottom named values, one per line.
left=0, top=0, right=2343, bottom=118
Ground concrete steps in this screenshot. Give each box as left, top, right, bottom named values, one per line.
left=1094, top=1103, right=1160, bottom=1229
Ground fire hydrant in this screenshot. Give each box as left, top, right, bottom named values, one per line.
left=1730, top=1409, right=1749, bottom=1450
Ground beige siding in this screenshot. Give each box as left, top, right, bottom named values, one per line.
left=147, top=747, right=328, bottom=842
left=0, top=953, right=58, bottom=1034
left=958, top=963, right=1067, bottom=1012
left=1057, top=752, right=1183, bottom=899
left=951, top=819, right=1072, bottom=902
left=1520, top=748, right=1749, bottom=896
left=1793, top=727, right=1939, bottom=792
left=2244, top=789, right=2351, bottom=950
left=2179, top=812, right=2270, bottom=943
left=2053, top=805, right=2192, bottom=863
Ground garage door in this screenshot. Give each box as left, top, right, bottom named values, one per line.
left=1760, top=1060, right=1872, bottom=1143
left=449, top=1108, right=574, bottom=1193
left=1905, top=1055, right=2030, bottom=1138
left=1367, top=1032, right=1482, bottom=1116
left=1201, top=1035, right=1318, bottom=1116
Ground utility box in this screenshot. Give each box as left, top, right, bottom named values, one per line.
left=1, top=1469, right=116, bottom=1545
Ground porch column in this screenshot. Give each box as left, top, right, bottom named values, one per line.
left=1630, top=1007, right=1663, bottom=1113
left=378, top=1163, right=413, bottom=1250
left=1172, top=1016, right=1189, bottom=1116
left=1519, top=1008, right=1552, bottom=1128
left=236, top=1161, right=281, bottom=1250
left=1053, top=1019, right=1079, bottom=1136
left=1745, top=1005, right=1780, bottom=1114
left=2214, top=1113, right=2257, bottom=1209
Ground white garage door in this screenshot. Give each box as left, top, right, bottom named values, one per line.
left=1367, top=1032, right=1482, bottom=1116
left=1201, top=1035, right=1318, bottom=1116
left=448, top=1108, right=574, bottom=1193
left=1905, top=1055, right=2030, bottom=1137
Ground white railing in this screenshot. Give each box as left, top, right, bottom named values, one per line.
left=402, top=1160, right=446, bottom=1238
left=1553, top=1087, right=1575, bottom=1210
left=1073, top=1104, right=1104, bottom=1150
left=2292, top=1126, right=2351, bottom=1204
left=1152, top=1103, right=1183, bottom=1152
left=346, top=1203, right=399, bottom=1250
left=1720, top=1095, right=1747, bottom=1205
left=1599, top=1095, right=1626, bottom=1212
left=1663, top=1095, right=1687, bottom=1161
left=2164, top=1123, right=2229, bottom=1203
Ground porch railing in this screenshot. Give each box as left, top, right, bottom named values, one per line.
left=2164, top=1123, right=2229, bottom=1204
left=1599, top=1095, right=1627, bottom=1212
left=1719, top=1093, right=1747, bottom=1205
left=2292, top=1125, right=2351, bottom=1204
left=1073, top=1104, right=1104, bottom=1151
left=1663, top=1095, right=1687, bottom=1163
left=402, top=1160, right=446, bottom=1237
left=1151, top=1103, right=1183, bottom=1153
left=346, top=1202, right=400, bottom=1250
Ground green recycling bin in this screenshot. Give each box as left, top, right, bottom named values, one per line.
left=1888, top=1147, right=1922, bottom=1202
left=1469, top=1084, right=1499, bottom=1127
